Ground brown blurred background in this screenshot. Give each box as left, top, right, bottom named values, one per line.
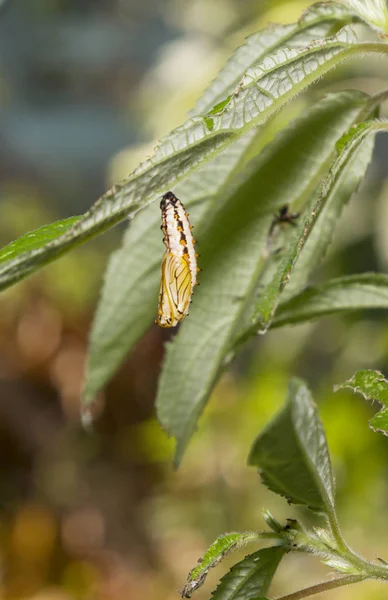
left=0, top=1, right=387, bottom=598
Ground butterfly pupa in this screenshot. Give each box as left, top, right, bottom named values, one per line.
left=155, top=191, right=198, bottom=328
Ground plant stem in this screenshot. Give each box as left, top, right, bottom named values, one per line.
left=326, top=506, right=349, bottom=554
left=322, top=499, right=388, bottom=580
left=275, top=575, right=364, bottom=600
left=325, top=506, right=388, bottom=580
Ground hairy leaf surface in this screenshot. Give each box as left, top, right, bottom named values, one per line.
left=156, top=91, right=378, bottom=465
left=0, top=217, right=79, bottom=264
left=82, top=7, right=364, bottom=404
left=0, top=27, right=385, bottom=291
left=251, top=119, right=388, bottom=334
left=335, top=369, right=388, bottom=435
left=249, top=378, right=335, bottom=512
left=0, top=3, right=357, bottom=292
left=210, top=547, right=285, bottom=600
left=272, top=273, right=388, bottom=327
left=83, top=132, right=260, bottom=404
left=192, top=2, right=355, bottom=115
left=338, top=0, right=388, bottom=32
left=277, top=87, right=388, bottom=303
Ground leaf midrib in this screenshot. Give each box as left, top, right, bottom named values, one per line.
left=290, top=399, right=334, bottom=513
left=195, top=6, right=355, bottom=113
left=220, top=550, right=279, bottom=599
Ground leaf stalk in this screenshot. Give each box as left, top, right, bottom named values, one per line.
left=274, top=575, right=364, bottom=600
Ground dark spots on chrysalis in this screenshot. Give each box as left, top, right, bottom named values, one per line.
left=161, top=190, right=178, bottom=209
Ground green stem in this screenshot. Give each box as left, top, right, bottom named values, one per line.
left=305, top=507, right=388, bottom=582
left=327, top=507, right=388, bottom=579
left=347, top=552, right=388, bottom=580
left=274, top=575, right=364, bottom=600
left=326, top=506, right=349, bottom=554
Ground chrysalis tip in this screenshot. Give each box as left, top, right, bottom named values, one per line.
left=81, top=407, right=94, bottom=432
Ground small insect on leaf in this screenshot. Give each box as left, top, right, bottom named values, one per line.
left=155, top=192, right=198, bottom=328
left=268, top=204, right=300, bottom=238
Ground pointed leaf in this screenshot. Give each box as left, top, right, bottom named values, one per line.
left=181, top=532, right=260, bottom=598
left=272, top=273, right=388, bottom=327
left=0, top=27, right=385, bottom=290
left=249, top=378, right=335, bottom=512
left=83, top=131, right=260, bottom=404
left=211, top=547, right=285, bottom=600
left=192, top=2, right=355, bottom=115
left=82, top=7, right=366, bottom=405
left=0, top=2, right=357, bottom=287
left=252, top=119, right=388, bottom=334
left=233, top=88, right=388, bottom=347
left=278, top=92, right=388, bottom=304
left=156, top=90, right=376, bottom=465
left=0, top=217, right=79, bottom=265
left=334, top=369, right=388, bottom=435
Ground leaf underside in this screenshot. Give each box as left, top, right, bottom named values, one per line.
left=251, top=124, right=377, bottom=334
left=337, top=0, right=388, bottom=32
left=272, top=273, right=388, bottom=327
left=156, top=91, right=381, bottom=465
left=192, top=2, right=357, bottom=115
left=83, top=131, right=261, bottom=404
left=0, top=3, right=386, bottom=471
left=82, top=2, right=363, bottom=404
left=82, top=4, right=375, bottom=407
left=0, top=24, right=385, bottom=292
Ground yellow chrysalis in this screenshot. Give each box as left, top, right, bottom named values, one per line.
left=155, top=191, right=198, bottom=328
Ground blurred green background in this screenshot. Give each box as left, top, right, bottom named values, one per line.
left=0, top=0, right=387, bottom=598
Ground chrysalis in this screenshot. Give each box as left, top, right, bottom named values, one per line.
left=155, top=191, right=198, bottom=328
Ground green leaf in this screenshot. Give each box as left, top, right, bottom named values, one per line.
left=337, top=0, right=388, bottom=32
left=82, top=4, right=362, bottom=405
left=274, top=132, right=375, bottom=306
left=334, top=370, right=388, bottom=435
left=242, top=87, right=388, bottom=319
left=0, top=26, right=385, bottom=291
left=210, top=547, right=285, bottom=600
left=83, top=131, right=260, bottom=404
left=192, top=2, right=355, bottom=115
left=272, top=273, right=388, bottom=327
left=0, top=3, right=355, bottom=294
left=156, top=90, right=377, bottom=466
left=249, top=378, right=335, bottom=512
left=251, top=118, right=388, bottom=334
left=181, top=532, right=260, bottom=598
left=0, top=217, right=79, bottom=265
